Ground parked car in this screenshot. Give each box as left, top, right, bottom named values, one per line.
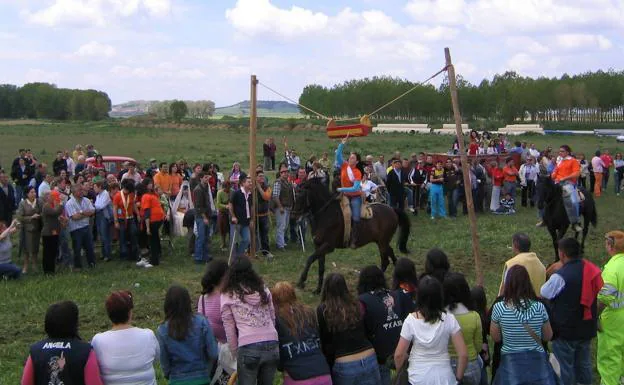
left=86, top=156, right=137, bottom=175
left=617, top=135, right=624, bottom=142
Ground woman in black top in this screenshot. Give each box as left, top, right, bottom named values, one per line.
left=317, top=273, right=380, bottom=385
left=272, top=281, right=331, bottom=385
left=392, top=257, right=418, bottom=316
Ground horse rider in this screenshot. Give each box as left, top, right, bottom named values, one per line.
left=551, top=145, right=582, bottom=232
left=335, top=135, right=364, bottom=248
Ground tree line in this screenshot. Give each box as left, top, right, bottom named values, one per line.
left=298, top=70, right=624, bottom=124
left=0, top=83, right=111, bottom=121
left=148, top=100, right=215, bottom=119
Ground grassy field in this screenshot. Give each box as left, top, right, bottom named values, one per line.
left=0, top=121, right=622, bottom=384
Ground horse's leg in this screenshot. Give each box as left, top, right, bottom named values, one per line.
left=297, top=252, right=319, bottom=289
left=315, top=254, right=326, bottom=295
left=581, top=217, right=590, bottom=256
left=377, top=242, right=395, bottom=272
left=548, top=226, right=559, bottom=262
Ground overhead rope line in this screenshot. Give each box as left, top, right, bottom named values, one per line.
left=258, top=65, right=449, bottom=122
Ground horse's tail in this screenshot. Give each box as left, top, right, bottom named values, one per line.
left=394, top=208, right=411, bottom=253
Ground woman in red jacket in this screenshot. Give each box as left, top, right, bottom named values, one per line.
left=488, top=160, right=505, bottom=212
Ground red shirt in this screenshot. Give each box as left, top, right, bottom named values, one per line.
left=502, top=166, right=518, bottom=183
left=488, top=167, right=505, bottom=187
left=340, top=163, right=362, bottom=197
left=468, top=142, right=479, bottom=156
left=600, top=154, right=613, bottom=169
left=141, top=193, right=165, bottom=222
left=112, top=191, right=136, bottom=219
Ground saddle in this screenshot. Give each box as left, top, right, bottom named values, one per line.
left=339, top=195, right=373, bottom=246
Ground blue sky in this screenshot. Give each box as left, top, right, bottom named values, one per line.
left=0, top=0, right=622, bottom=106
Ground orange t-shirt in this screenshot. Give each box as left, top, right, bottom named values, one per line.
left=503, top=166, right=518, bottom=183
left=170, top=174, right=182, bottom=197
left=140, top=193, right=165, bottom=222
left=552, top=158, right=580, bottom=183
left=113, top=191, right=136, bottom=219
left=154, top=172, right=173, bottom=194
left=340, top=163, right=362, bottom=197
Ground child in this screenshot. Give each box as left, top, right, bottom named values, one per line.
left=495, top=192, right=515, bottom=215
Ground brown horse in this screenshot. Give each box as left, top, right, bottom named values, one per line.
left=293, top=178, right=410, bottom=293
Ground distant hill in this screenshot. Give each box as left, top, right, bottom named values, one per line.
left=214, top=100, right=301, bottom=117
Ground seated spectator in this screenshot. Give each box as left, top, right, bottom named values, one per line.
left=357, top=265, right=404, bottom=385
left=498, top=233, right=546, bottom=296
left=443, top=273, right=482, bottom=385
left=91, top=291, right=160, bottom=385
left=157, top=285, right=218, bottom=385
left=421, top=248, right=450, bottom=283
left=540, top=238, right=601, bottom=385
left=394, top=276, right=468, bottom=385
left=272, top=281, right=331, bottom=385
left=494, top=192, right=515, bottom=215
left=490, top=265, right=555, bottom=385
left=317, top=272, right=381, bottom=385
left=0, top=219, right=21, bottom=279
left=21, top=301, right=103, bottom=385
left=392, top=257, right=418, bottom=315
left=198, top=260, right=235, bottom=383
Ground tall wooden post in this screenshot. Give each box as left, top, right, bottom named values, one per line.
left=249, top=75, right=258, bottom=259
left=444, top=48, right=483, bottom=286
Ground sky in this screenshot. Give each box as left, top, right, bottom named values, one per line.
left=0, top=0, right=622, bottom=107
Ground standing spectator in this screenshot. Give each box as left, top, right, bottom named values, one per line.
left=120, top=162, right=142, bottom=185
left=540, top=238, right=601, bottom=385
left=443, top=273, right=482, bottom=385
left=113, top=179, right=139, bottom=262
left=193, top=172, right=214, bottom=264
left=221, top=257, right=280, bottom=385
left=12, top=157, right=32, bottom=203
left=519, top=156, right=538, bottom=208
left=490, top=265, right=555, bottom=385
left=38, top=173, right=53, bottom=198
left=157, top=285, right=218, bottom=385
left=600, top=149, right=613, bottom=190
left=64, top=150, right=76, bottom=177
left=591, top=151, right=605, bottom=197
left=613, top=152, right=623, bottom=196
left=0, top=169, right=17, bottom=224
left=216, top=181, right=231, bottom=251
left=487, top=160, right=504, bottom=212
left=169, top=163, right=183, bottom=198
left=373, top=155, right=387, bottom=182
left=272, top=281, right=332, bottom=385
left=285, top=147, right=301, bottom=173
left=319, top=152, right=331, bottom=174
left=17, top=186, right=43, bottom=274
left=498, top=233, right=545, bottom=296
left=263, top=138, right=273, bottom=171
left=74, top=155, right=87, bottom=176
left=229, top=174, right=253, bottom=261
left=577, top=153, right=589, bottom=190
left=502, top=157, right=519, bottom=200
left=317, top=273, right=381, bottom=385
left=40, top=191, right=64, bottom=275
left=255, top=170, right=272, bottom=256
left=394, top=276, right=468, bottom=385
left=52, top=151, right=68, bottom=176
left=140, top=179, right=165, bottom=268
left=268, top=138, right=277, bottom=170
left=428, top=160, right=446, bottom=219
left=72, top=144, right=84, bottom=161
left=229, top=162, right=242, bottom=190
left=65, top=184, right=96, bottom=270
left=597, top=230, right=624, bottom=385
left=357, top=266, right=404, bottom=385
left=154, top=162, right=173, bottom=196
left=92, top=291, right=160, bottom=385
left=392, top=257, right=418, bottom=315
left=386, top=159, right=406, bottom=210
left=93, top=181, right=112, bottom=262
left=21, top=301, right=103, bottom=385
left=444, top=158, right=459, bottom=217
left=0, top=219, right=20, bottom=279
left=272, top=165, right=294, bottom=251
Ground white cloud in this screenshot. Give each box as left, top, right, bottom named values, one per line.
left=555, top=34, right=613, bottom=51
left=24, top=68, right=62, bottom=84
left=506, top=53, right=536, bottom=73
left=405, top=0, right=467, bottom=26
left=23, top=0, right=173, bottom=27
left=75, top=41, right=117, bottom=58
left=505, top=36, right=550, bottom=54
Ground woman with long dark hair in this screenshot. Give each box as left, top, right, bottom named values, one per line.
left=17, top=185, right=42, bottom=273
left=421, top=248, right=451, bottom=283
left=272, top=281, right=331, bottom=385
left=443, top=273, right=482, bottom=385
left=490, top=265, right=554, bottom=385
left=139, top=178, right=165, bottom=267
left=392, top=257, right=418, bottom=315
left=358, top=266, right=404, bottom=385
left=318, top=273, right=380, bottom=385
left=157, top=285, right=218, bottom=385
left=221, top=257, right=279, bottom=385
left=394, top=276, right=468, bottom=385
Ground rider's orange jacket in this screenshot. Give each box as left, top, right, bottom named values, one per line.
left=551, top=158, right=580, bottom=184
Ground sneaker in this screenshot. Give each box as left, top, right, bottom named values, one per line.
left=136, top=258, right=149, bottom=267
left=143, top=263, right=154, bottom=268
left=573, top=223, right=583, bottom=232
left=431, top=216, right=435, bottom=220
left=535, top=220, right=545, bottom=227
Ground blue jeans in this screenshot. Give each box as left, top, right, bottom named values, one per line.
left=493, top=351, right=556, bottom=385
left=349, top=195, right=362, bottom=222
left=231, top=224, right=250, bottom=260
left=551, top=339, right=592, bottom=385
left=332, top=354, right=380, bottom=385
left=405, top=187, right=414, bottom=208
left=95, top=212, right=112, bottom=260
left=503, top=181, right=516, bottom=199
left=451, top=358, right=481, bottom=385
left=447, top=188, right=457, bottom=217
left=274, top=208, right=290, bottom=248
left=237, top=341, right=279, bottom=385
left=194, top=217, right=211, bottom=263
left=118, top=218, right=138, bottom=261
left=0, top=263, right=21, bottom=279
left=379, top=363, right=391, bottom=385
left=561, top=181, right=580, bottom=224
left=256, top=215, right=270, bottom=253
left=58, top=227, right=72, bottom=266
left=615, top=171, right=622, bottom=194
left=429, top=184, right=446, bottom=218
left=70, top=226, right=96, bottom=268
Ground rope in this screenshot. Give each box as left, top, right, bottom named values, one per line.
left=258, top=65, right=449, bottom=122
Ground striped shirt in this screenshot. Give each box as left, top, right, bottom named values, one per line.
left=491, top=299, right=548, bottom=354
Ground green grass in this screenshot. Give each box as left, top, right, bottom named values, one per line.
left=0, top=121, right=622, bottom=384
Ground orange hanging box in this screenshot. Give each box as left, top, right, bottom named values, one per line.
left=325, top=116, right=372, bottom=139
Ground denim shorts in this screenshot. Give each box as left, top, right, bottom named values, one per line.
left=451, top=357, right=481, bottom=385
left=332, top=353, right=380, bottom=385
left=493, top=351, right=556, bottom=385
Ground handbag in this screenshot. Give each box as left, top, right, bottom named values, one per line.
left=518, top=318, right=561, bottom=379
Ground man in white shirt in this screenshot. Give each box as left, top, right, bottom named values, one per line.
left=64, top=151, right=76, bottom=177
left=65, top=185, right=96, bottom=269
left=519, top=157, right=539, bottom=208
left=591, top=150, right=605, bottom=197
left=373, top=155, right=387, bottom=182
left=528, top=143, right=540, bottom=159
left=93, top=180, right=112, bottom=262
left=37, top=173, right=53, bottom=198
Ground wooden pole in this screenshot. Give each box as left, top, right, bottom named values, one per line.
left=444, top=48, right=483, bottom=286
left=249, top=75, right=258, bottom=259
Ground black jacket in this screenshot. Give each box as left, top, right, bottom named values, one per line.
left=0, top=184, right=16, bottom=223
left=386, top=168, right=406, bottom=202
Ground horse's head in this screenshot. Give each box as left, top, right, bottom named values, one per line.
left=292, top=178, right=331, bottom=218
